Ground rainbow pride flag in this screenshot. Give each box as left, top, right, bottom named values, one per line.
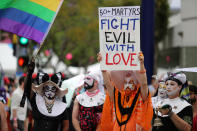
left=0, top=0, right=63, bottom=43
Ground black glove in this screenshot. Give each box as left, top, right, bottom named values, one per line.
left=27, top=58, right=35, bottom=74
left=161, top=104, right=172, bottom=110
left=161, top=104, right=173, bottom=117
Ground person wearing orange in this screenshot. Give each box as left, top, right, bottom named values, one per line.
left=97, top=51, right=153, bottom=131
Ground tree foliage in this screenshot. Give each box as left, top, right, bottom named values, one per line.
left=154, top=0, right=169, bottom=44
left=153, top=0, right=169, bottom=74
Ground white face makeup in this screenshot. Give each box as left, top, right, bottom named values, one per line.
left=158, top=82, right=167, bottom=98
left=43, top=85, right=57, bottom=100
left=167, top=87, right=180, bottom=96
left=84, top=76, right=94, bottom=90
left=84, top=76, right=94, bottom=86
left=165, top=80, right=180, bottom=97
left=124, top=77, right=135, bottom=90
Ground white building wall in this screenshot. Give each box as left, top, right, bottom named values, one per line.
left=181, top=0, right=197, bottom=19
left=173, top=0, right=197, bottom=47
left=171, top=24, right=183, bottom=47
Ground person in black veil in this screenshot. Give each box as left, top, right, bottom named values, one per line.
left=22, top=60, right=69, bottom=131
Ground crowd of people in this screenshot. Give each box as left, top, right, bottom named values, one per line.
left=0, top=52, right=196, bottom=131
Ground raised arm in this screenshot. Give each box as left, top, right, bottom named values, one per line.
left=20, top=58, right=35, bottom=107
left=97, top=53, right=114, bottom=101
left=25, top=59, right=35, bottom=99
left=137, top=52, right=149, bottom=101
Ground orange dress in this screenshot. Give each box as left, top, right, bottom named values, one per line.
left=101, top=85, right=153, bottom=131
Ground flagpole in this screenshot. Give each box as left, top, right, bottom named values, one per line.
left=20, top=0, right=65, bottom=107
left=33, top=42, right=44, bottom=58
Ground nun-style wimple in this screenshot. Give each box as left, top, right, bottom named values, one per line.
left=164, top=72, right=186, bottom=85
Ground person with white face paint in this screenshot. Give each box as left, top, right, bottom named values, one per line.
left=72, top=73, right=105, bottom=131
left=148, top=75, right=159, bottom=97
left=43, top=85, right=57, bottom=99
left=152, top=72, right=192, bottom=131
left=21, top=60, right=69, bottom=131
left=124, top=75, right=135, bottom=91
left=97, top=52, right=153, bottom=131
left=152, top=81, right=167, bottom=108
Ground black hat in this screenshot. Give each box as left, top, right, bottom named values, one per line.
left=36, top=72, right=62, bottom=87
left=33, top=72, right=67, bottom=98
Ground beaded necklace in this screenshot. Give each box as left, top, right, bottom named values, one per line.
left=43, top=97, right=55, bottom=113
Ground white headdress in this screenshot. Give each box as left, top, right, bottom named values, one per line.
left=163, top=72, right=186, bottom=85
left=86, top=71, right=104, bottom=93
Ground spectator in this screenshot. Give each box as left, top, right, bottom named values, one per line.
left=0, top=101, right=8, bottom=131
left=151, top=81, right=167, bottom=108
left=148, top=75, right=159, bottom=97
left=0, top=87, right=7, bottom=104
left=8, top=77, right=17, bottom=94
left=10, top=76, right=27, bottom=131
left=189, top=85, right=197, bottom=131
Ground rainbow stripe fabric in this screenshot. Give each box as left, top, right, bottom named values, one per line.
left=0, top=0, right=63, bottom=43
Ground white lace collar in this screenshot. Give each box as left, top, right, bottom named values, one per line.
left=155, top=97, right=191, bottom=117
left=36, top=94, right=67, bottom=117
left=76, top=91, right=105, bottom=107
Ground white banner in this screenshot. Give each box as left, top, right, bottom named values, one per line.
left=99, top=6, right=140, bottom=70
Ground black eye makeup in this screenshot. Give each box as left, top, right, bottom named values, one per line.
left=43, top=86, right=56, bottom=92
left=51, top=87, right=57, bottom=91
left=43, top=86, right=49, bottom=90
